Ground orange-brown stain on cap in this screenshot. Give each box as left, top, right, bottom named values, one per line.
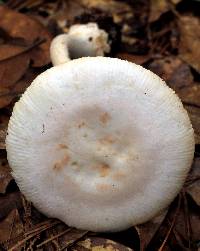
left=100, top=135, right=115, bottom=145
left=99, top=112, right=111, bottom=124
left=53, top=154, right=70, bottom=171
left=112, top=171, right=126, bottom=181
left=98, top=163, right=110, bottom=177
left=96, top=183, right=111, bottom=192
left=78, top=121, right=86, bottom=128
left=58, top=144, right=68, bottom=150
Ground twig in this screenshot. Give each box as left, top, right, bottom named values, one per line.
left=36, top=228, right=72, bottom=248
left=8, top=220, right=60, bottom=251
left=0, top=38, right=46, bottom=62
left=158, top=195, right=181, bottom=251
left=24, top=220, right=60, bottom=236
left=7, top=210, right=16, bottom=248
left=8, top=233, right=37, bottom=251
left=185, top=175, right=200, bottom=187
left=60, top=231, right=89, bottom=251
left=182, top=190, right=192, bottom=249
left=183, top=101, right=200, bottom=109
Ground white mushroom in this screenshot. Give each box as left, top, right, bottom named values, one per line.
left=6, top=57, right=194, bottom=232
left=50, top=23, right=110, bottom=66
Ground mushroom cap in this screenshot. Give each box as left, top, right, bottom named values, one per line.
left=50, top=23, right=110, bottom=66
left=6, top=57, right=194, bottom=232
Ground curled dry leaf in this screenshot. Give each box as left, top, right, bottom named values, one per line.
left=179, top=15, right=200, bottom=73
left=0, top=5, right=52, bottom=67
left=0, top=208, right=24, bottom=250
left=73, top=236, right=133, bottom=251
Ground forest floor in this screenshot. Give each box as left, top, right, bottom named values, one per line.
left=0, top=0, right=199, bottom=250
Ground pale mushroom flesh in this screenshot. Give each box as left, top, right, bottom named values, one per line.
left=50, top=23, right=110, bottom=66
left=6, top=57, right=194, bottom=232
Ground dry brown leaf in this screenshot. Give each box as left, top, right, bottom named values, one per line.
left=50, top=0, right=85, bottom=29
left=186, top=158, right=200, bottom=207
left=0, top=128, right=6, bottom=149
left=149, top=0, right=170, bottom=22
left=0, top=67, right=38, bottom=109
left=179, top=84, right=200, bottom=108
left=0, top=2, right=198, bottom=251
left=184, top=106, right=200, bottom=144
left=117, top=53, right=151, bottom=65
left=0, top=5, right=52, bottom=67
left=179, top=15, right=200, bottom=73
left=140, top=196, right=183, bottom=251
left=136, top=210, right=167, bottom=251
left=0, top=53, right=30, bottom=88
left=189, top=208, right=200, bottom=244
left=0, top=192, right=22, bottom=220
left=0, top=113, right=9, bottom=149
left=73, top=236, right=133, bottom=251
left=0, top=155, right=12, bottom=194
left=149, top=0, right=181, bottom=22
left=148, top=56, right=193, bottom=91
left=80, top=0, right=133, bottom=24
left=0, top=7, right=51, bottom=109
left=55, top=228, right=88, bottom=250
left=148, top=57, right=200, bottom=144
left=0, top=208, right=24, bottom=250
left=172, top=192, right=200, bottom=250
left=14, top=68, right=38, bottom=93
left=0, top=44, right=27, bottom=61
left=0, top=88, right=15, bottom=110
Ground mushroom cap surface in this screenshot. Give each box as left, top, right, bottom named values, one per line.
left=6, top=57, right=194, bottom=232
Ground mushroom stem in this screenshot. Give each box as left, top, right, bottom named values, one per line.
left=50, top=23, right=110, bottom=66
left=50, top=34, right=70, bottom=66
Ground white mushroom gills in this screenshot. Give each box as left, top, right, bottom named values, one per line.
left=6, top=57, right=194, bottom=232
left=50, top=23, right=110, bottom=66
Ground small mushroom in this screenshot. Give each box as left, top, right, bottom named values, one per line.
left=50, top=23, right=110, bottom=66
left=6, top=57, right=194, bottom=232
